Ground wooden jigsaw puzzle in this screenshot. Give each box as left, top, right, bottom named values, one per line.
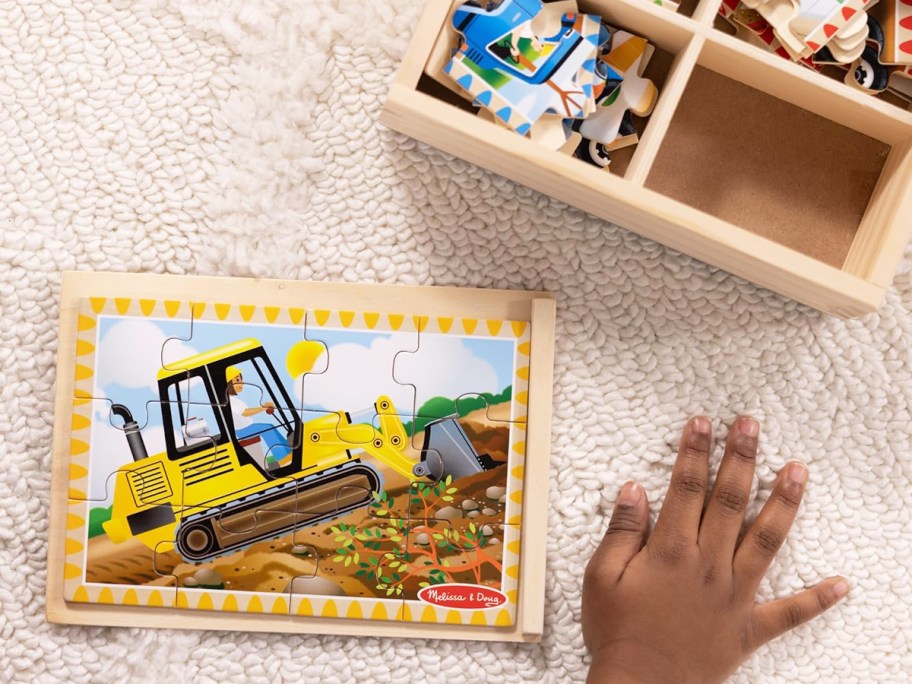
left=47, top=272, right=555, bottom=641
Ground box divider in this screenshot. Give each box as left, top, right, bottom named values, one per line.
left=584, top=0, right=696, bottom=52
left=625, top=35, right=704, bottom=185
left=381, top=84, right=885, bottom=316
left=421, top=0, right=468, bottom=99
left=395, top=0, right=456, bottom=90
left=693, top=0, right=725, bottom=26
left=843, top=138, right=912, bottom=286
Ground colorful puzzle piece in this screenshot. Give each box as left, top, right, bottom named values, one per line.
left=747, top=0, right=873, bottom=61
left=574, top=27, right=658, bottom=168
left=445, top=0, right=603, bottom=133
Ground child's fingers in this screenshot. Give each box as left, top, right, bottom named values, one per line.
left=698, top=417, right=759, bottom=561
left=650, top=417, right=712, bottom=553
left=733, top=462, right=808, bottom=593
left=588, top=481, right=649, bottom=584
left=749, top=578, right=849, bottom=647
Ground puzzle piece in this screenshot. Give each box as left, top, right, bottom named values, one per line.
left=69, top=398, right=227, bottom=538
left=445, top=0, right=602, bottom=133
left=174, top=535, right=323, bottom=614
left=283, top=489, right=413, bottom=621
left=752, top=0, right=873, bottom=61
left=393, top=324, right=529, bottom=431
left=377, top=517, right=523, bottom=627
left=876, top=0, right=912, bottom=66
left=284, top=542, right=354, bottom=617
left=577, top=28, right=658, bottom=152
left=295, top=530, right=406, bottom=619
left=198, top=447, right=385, bottom=559
left=159, top=301, right=206, bottom=373
left=296, top=310, right=418, bottom=416
left=527, top=114, right=575, bottom=148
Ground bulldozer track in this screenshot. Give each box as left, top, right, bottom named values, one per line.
left=175, top=461, right=382, bottom=562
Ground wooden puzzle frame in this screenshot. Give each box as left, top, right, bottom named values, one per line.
left=46, top=271, right=556, bottom=642
left=381, top=0, right=912, bottom=318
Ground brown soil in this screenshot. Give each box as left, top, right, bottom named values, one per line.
left=85, top=412, right=513, bottom=600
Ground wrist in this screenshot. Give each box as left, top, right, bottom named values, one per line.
left=587, top=662, right=641, bottom=684
left=587, top=642, right=684, bottom=684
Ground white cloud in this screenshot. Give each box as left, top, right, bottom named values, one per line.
left=397, top=335, right=500, bottom=407
left=293, top=334, right=415, bottom=414
left=96, top=319, right=198, bottom=392
left=293, top=334, right=499, bottom=415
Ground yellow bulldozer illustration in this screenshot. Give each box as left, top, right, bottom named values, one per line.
left=101, top=338, right=494, bottom=562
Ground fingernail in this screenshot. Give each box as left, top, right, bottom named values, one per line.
left=832, top=579, right=850, bottom=599
left=618, top=481, right=642, bottom=506
left=786, top=462, right=808, bottom=486
left=740, top=417, right=759, bottom=438
left=690, top=416, right=711, bottom=436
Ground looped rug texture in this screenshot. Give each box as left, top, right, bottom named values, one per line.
left=1, top=1, right=910, bottom=682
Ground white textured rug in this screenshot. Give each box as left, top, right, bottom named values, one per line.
left=2, top=1, right=911, bottom=682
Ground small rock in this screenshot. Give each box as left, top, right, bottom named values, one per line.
left=498, top=495, right=507, bottom=504
left=481, top=525, right=494, bottom=537
left=461, top=499, right=479, bottom=511
left=292, top=544, right=315, bottom=557
left=193, top=568, right=224, bottom=588
left=486, top=486, right=506, bottom=500
left=467, top=510, right=480, bottom=518
left=284, top=576, right=346, bottom=596
left=183, top=577, right=199, bottom=588
left=487, top=537, right=500, bottom=545
left=435, top=506, right=461, bottom=521
left=482, top=508, right=496, bottom=516
left=415, top=532, right=430, bottom=545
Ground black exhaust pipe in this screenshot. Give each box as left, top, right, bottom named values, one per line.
left=110, top=404, right=149, bottom=462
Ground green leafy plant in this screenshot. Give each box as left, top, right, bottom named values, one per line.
left=88, top=505, right=112, bottom=538
left=331, top=477, right=503, bottom=595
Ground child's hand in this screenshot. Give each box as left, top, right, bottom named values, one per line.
left=583, top=417, right=848, bottom=684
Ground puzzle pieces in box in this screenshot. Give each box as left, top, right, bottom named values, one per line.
left=439, top=1, right=665, bottom=172
left=717, top=0, right=912, bottom=98
left=873, top=0, right=912, bottom=66
left=790, top=0, right=870, bottom=58
left=574, top=28, right=657, bottom=168
left=849, top=2, right=912, bottom=98
left=746, top=0, right=873, bottom=62
left=445, top=0, right=604, bottom=133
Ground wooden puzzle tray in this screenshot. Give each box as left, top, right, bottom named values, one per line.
left=381, top=0, right=912, bottom=317
left=46, top=272, right=556, bottom=642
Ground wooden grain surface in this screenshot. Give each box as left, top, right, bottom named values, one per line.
left=646, top=66, right=891, bottom=268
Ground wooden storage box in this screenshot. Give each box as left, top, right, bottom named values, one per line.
left=380, top=0, right=912, bottom=318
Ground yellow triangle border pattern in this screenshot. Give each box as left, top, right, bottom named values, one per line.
left=63, top=297, right=530, bottom=627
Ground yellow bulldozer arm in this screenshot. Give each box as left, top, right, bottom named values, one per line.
left=303, top=395, right=417, bottom=481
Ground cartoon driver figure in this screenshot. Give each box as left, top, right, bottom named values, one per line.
left=226, top=366, right=291, bottom=469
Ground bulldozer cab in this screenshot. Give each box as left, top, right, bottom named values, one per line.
left=158, top=340, right=303, bottom=478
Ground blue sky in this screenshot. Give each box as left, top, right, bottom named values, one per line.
left=87, top=315, right=515, bottom=502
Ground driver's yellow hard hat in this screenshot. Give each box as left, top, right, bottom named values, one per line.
left=225, top=365, right=242, bottom=383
